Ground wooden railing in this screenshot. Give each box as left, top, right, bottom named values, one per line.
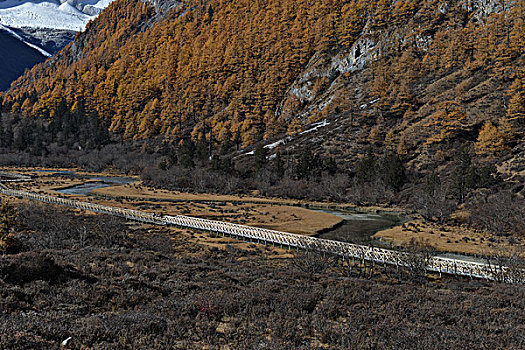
left=1, top=175, right=520, bottom=282
left=0, top=171, right=32, bottom=182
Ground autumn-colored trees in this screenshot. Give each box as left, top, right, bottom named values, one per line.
left=4, top=0, right=372, bottom=146
left=475, top=122, right=506, bottom=155
left=424, top=101, right=467, bottom=145
left=506, top=72, right=525, bottom=136
left=0, top=0, right=523, bottom=150
left=0, top=202, right=17, bottom=254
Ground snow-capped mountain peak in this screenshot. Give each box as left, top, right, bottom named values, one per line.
left=0, top=22, right=51, bottom=55
left=0, top=0, right=115, bottom=91
left=0, top=0, right=114, bottom=31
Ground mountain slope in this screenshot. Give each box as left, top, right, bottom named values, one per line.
left=0, top=27, right=47, bottom=91
left=0, top=0, right=523, bottom=179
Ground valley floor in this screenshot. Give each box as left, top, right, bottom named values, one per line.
left=3, top=166, right=523, bottom=257
left=1, top=167, right=525, bottom=348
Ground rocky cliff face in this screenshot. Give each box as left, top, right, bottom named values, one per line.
left=143, top=0, right=180, bottom=16
left=11, top=27, right=76, bottom=54
left=279, top=0, right=508, bottom=125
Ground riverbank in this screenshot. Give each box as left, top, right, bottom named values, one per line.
left=373, top=218, right=524, bottom=257
left=2, top=166, right=523, bottom=258
left=1, top=167, right=343, bottom=236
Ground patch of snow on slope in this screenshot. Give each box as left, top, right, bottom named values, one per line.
left=359, top=98, right=379, bottom=109
left=300, top=119, right=329, bottom=135
left=264, top=138, right=289, bottom=150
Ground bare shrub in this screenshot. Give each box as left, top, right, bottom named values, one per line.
left=16, top=202, right=130, bottom=249
left=485, top=246, right=525, bottom=284
left=292, top=242, right=337, bottom=278
left=270, top=177, right=309, bottom=199
left=397, top=238, right=436, bottom=284
left=412, top=184, right=456, bottom=223
left=469, top=190, right=525, bottom=237
left=0, top=252, right=66, bottom=285
left=0, top=201, right=21, bottom=254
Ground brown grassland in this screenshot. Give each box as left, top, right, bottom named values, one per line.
left=3, top=167, right=523, bottom=256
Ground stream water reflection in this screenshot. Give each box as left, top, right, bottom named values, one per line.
left=315, top=209, right=404, bottom=248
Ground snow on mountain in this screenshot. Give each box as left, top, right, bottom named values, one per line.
left=0, top=0, right=114, bottom=90
left=0, top=0, right=114, bottom=31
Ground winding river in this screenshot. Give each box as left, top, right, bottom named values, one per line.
left=54, top=172, right=405, bottom=246
left=52, top=173, right=136, bottom=195
left=315, top=209, right=403, bottom=248
left=19, top=169, right=490, bottom=264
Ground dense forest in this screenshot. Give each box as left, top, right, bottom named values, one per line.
left=1, top=0, right=523, bottom=145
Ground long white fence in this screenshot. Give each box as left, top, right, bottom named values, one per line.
left=0, top=171, right=32, bottom=182
left=0, top=178, right=519, bottom=282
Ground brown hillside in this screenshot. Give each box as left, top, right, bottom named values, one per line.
left=1, top=0, right=522, bottom=150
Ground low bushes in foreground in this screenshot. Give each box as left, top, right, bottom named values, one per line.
left=0, top=202, right=523, bottom=349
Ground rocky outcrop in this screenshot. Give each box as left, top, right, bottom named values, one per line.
left=12, top=27, right=76, bottom=54
left=144, top=0, right=181, bottom=15
left=277, top=0, right=509, bottom=125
